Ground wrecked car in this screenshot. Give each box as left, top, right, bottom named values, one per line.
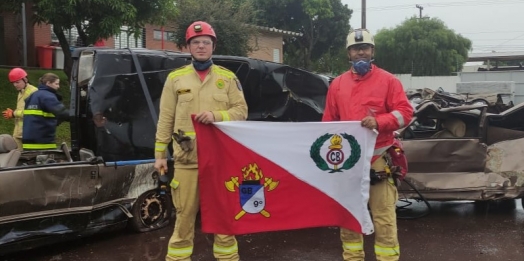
left=0, top=47, right=330, bottom=254
left=406, top=87, right=513, bottom=114
left=0, top=138, right=173, bottom=255
left=399, top=100, right=524, bottom=208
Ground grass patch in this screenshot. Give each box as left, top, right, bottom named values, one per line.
left=0, top=68, right=71, bottom=146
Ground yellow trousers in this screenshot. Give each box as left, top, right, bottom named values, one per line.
left=14, top=137, right=22, bottom=150
left=341, top=157, right=400, bottom=261
left=166, top=168, right=239, bottom=261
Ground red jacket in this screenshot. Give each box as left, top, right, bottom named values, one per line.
left=322, top=64, right=413, bottom=162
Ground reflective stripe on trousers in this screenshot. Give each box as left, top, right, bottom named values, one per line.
left=375, top=244, right=400, bottom=257
left=213, top=241, right=238, bottom=255
left=343, top=241, right=363, bottom=252
left=167, top=246, right=193, bottom=259
left=341, top=157, right=400, bottom=261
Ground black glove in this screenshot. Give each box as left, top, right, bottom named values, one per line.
left=370, top=169, right=387, bottom=185
left=172, top=129, right=193, bottom=152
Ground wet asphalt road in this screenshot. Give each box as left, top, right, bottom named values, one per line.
left=2, top=199, right=523, bottom=261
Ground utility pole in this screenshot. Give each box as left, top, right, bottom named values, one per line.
left=361, top=0, right=366, bottom=29
left=21, top=2, right=27, bottom=66
left=416, top=4, right=423, bottom=19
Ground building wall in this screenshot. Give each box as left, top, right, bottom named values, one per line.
left=33, top=23, right=52, bottom=67
left=2, top=11, right=19, bottom=66
left=144, top=24, right=181, bottom=51
left=396, top=74, right=460, bottom=93
left=248, top=31, right=283, bottom=63
left=459, top=71, right=524, bottom=105
left=1, top=5, right=42, bottom=67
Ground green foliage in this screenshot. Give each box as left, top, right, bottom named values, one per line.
left=373, top=17, right=472, bottom=76
left=171, top=0, right=257, bottom=57
left=0, top=68, right=71, bottom=145
left=253, top=0, right=352, bottom=71
left=311, top=46, right=350, bottom=76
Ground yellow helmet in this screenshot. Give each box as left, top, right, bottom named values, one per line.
left=346, top=28, right=375, bottom=49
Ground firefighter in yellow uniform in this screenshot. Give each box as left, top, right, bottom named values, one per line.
left=2, top=68, right=38, bottom=150
left=154, top=21, right=248, bottom=261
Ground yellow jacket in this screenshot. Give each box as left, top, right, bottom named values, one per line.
left=13, top=84, right=38, bottom=139
left=155, top=64, right=248, bottom=168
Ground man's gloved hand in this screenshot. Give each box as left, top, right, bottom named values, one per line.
left=173, top=129, right=193, bottom=152
left=370, top=169, right=387, bottom=185
left=2, top=108, right=14, bottom=119
left=390, top=166, right=403, bottom=188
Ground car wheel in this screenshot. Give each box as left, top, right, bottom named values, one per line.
left=129, top=189, right=173, bottom=233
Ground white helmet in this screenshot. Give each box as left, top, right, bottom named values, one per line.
left=346, top=29, right=375, bottom=49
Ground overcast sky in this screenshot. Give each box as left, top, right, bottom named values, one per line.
left=341, top=0, right=524, bottom=54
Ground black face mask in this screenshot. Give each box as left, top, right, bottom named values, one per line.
left=193, top=59, right=213, bottom=71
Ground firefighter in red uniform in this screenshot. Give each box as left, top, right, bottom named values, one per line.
left=154, top=21, right=248, bottom=261
left=322, top=29, right=414, bottom=261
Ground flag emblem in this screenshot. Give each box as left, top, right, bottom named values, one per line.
left=310, top=133, right=361, bottom=173
left=225, top=163, right=279, bottom=220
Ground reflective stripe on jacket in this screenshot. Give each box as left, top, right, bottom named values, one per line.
left=12, top=84, right=38, bottom=139
left=155, top=64, right=248, bottom=168
left=322, top=64, right=414, bottom=163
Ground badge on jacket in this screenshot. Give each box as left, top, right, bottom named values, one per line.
left=216, top=79, right=225, bottom=89
left=235, top=78, right=243, bottom=91
left=177, top=89, right=191, bottom=95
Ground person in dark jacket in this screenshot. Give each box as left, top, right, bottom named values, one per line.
left=22, top=73, right=69, bottom=150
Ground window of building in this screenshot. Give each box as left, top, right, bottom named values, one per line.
left=153, top=29, right=176, bottom=41
left=115, top=26, right=146, bottom=48
left=273, top=49, right=281, bottom=63
left=50, top=25, right=80, bottom=46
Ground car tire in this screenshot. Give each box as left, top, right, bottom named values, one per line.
left=129, top=189, right=173, bottom=233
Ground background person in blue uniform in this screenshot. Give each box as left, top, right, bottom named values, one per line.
left=22, top=73, right=69, bottom=150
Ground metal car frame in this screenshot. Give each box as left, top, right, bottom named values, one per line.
left=399, top=100, right=524, bottom=208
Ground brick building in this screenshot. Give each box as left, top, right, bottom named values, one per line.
left=0, top=6, right=301, bottom=68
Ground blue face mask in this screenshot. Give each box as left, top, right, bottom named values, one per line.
left=193, top=59, right=213, bottom=71
left=353, top=59, right=372, bottom=76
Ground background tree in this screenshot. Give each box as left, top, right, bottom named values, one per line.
left=171, top=0, right=257, bottom=57
left=254, top=0, right=352, bottom=72
left=1, top=0, right=175, bottom=78
left=311, top=47, right=350, bottom=76
left=374, top=17, right=472, bottom=76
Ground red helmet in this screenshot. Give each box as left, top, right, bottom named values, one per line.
left=185, top=21, right=217, bottom=43
left=8, top=68, right=28, bottom=83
